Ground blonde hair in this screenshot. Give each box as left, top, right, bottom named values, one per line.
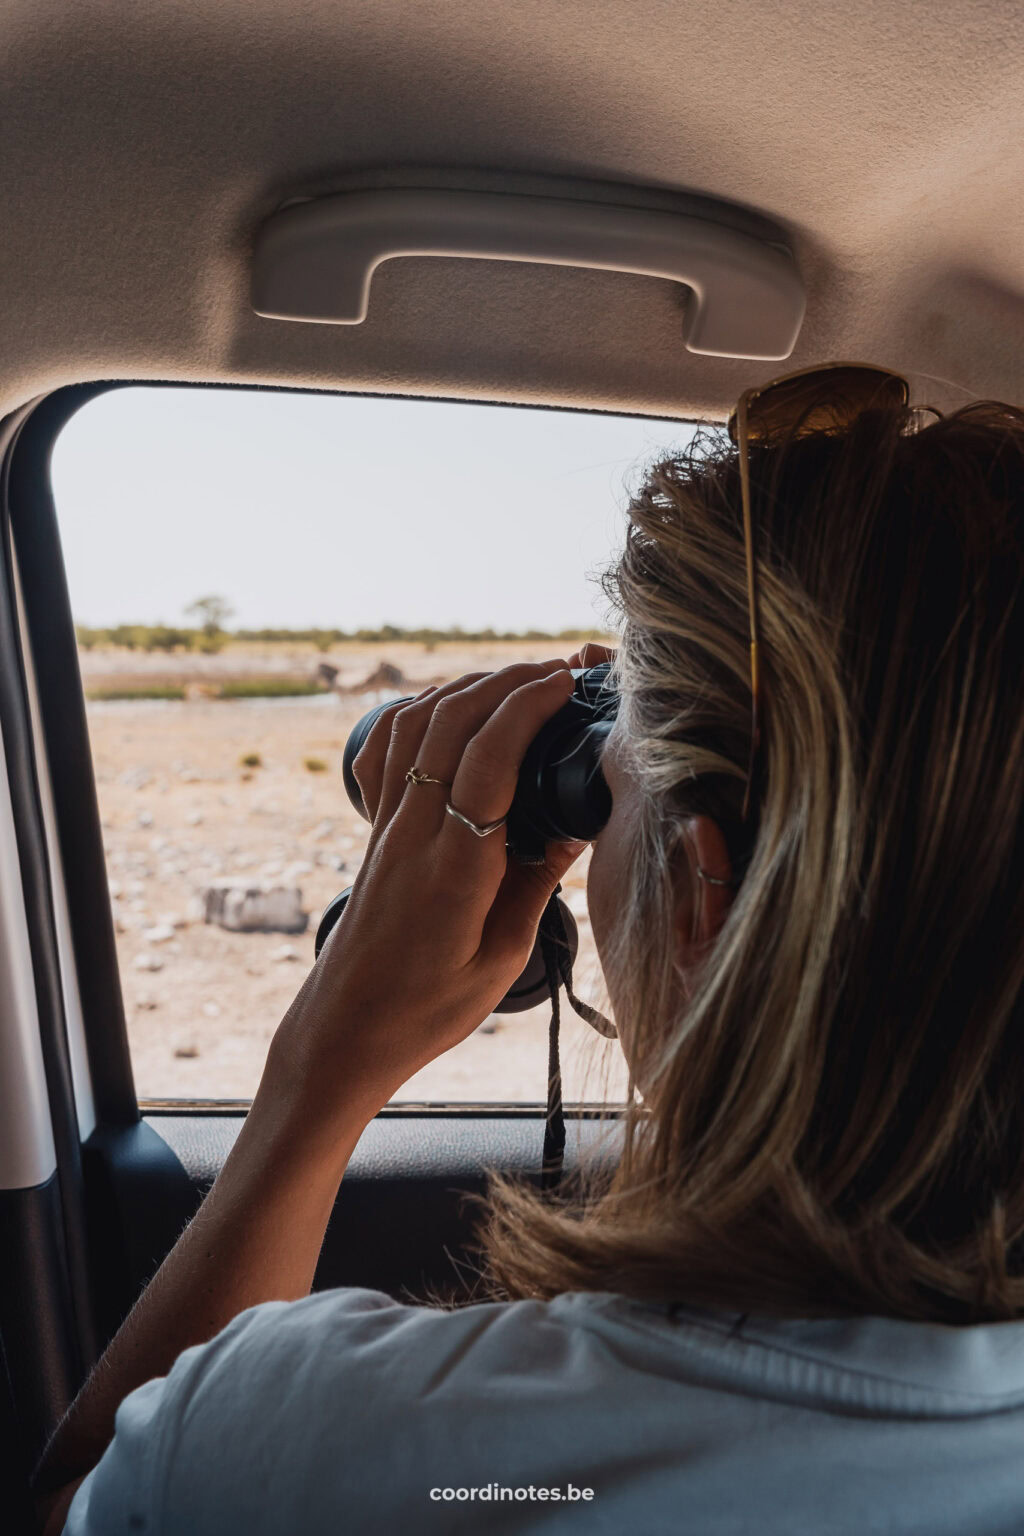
left=478, top=399, right=1024, bottom=1323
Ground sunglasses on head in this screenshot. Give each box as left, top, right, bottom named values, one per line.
left=726, top=362, right=911, bottom=823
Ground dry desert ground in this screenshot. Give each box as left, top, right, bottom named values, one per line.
left=81, top=640, right=628, bottom=1106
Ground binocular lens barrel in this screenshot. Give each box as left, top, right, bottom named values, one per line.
left=341, top=663, right=617, bottom=862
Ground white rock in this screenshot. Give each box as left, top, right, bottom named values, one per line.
left=126, top=879, right=146, bottom=897
left=149, top=836, right=168, bottom=853
left=157, top=911, right=187, bottom=929
left=284, top=860, right=313, bottom=880
left=270, top=943, right=299, bottom=963
left=136, top=994, right=158, bottom=1011
left=185, top=810, right=203, bottom=825
left=311, top=819, right=335, bottom=841
left=185, top=895, right=206, bottom=924
left=201, top=881, right=308, bottom=935
left=108, top=879, right=123, bottom=899
left=259, top=861, right=284, bottom=878
left=119, top=767, right=152, bottom=790
left=133, top=951, right=163, bottom=972
left=143, top=923, right=176, bottom=945
left=137, top=810, right=154, bottom=829
left=201, top=1001, right=221, bottom=1018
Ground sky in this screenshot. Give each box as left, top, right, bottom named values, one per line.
left=50, top=386, right=698, bottom=634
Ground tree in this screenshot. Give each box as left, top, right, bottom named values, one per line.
left=185, top=595, right=234, bottom=653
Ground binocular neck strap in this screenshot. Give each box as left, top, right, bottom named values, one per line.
left=538, top=892, right=567, bottom=1191
left=537, top=890, right=616, bottom=1190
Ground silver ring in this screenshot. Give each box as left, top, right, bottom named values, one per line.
left=445, top=800, right=507, bottom=838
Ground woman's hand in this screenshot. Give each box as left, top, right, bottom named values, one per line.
left=264, top=660, right=589, bottom=1129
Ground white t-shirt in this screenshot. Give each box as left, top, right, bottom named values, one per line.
left=65, top=1285, right=1024, bottom=1534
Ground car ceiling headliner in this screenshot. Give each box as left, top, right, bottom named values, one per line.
left=2, top=0, right=1022, bottom=421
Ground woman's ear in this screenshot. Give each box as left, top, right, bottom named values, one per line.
left=675, top=814, right=735, bottom=959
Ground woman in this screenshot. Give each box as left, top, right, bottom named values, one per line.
left=40, top=368, right=1024, bottom=1534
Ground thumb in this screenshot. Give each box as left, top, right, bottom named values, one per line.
left=484, top=840, right=589, bottom=956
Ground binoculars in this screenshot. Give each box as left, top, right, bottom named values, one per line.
left=314, top=662, right=618, bottom=1012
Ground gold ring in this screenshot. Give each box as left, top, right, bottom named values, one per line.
left=405, top=765, right=452, bottom=788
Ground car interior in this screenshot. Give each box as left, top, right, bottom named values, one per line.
left=2, top=2, right=1023, bottom=1528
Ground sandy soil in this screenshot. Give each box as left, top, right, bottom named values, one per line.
left=83, top=641, right=628, bottom=1104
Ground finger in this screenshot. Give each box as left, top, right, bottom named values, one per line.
left=484, top=838, right=589, bottom=958
left=371, top=671, right=493, bottom=828
left=352, top=673, right=494, bottom=825
left=350, top=687, right=437, bottom=822
left=375, top=662, right=566, bottom=829
left=432, top=669, right=577, bottom=857
left=386, top=660, right=570, bottom=832
left=566, top=641, right=617, bottom=670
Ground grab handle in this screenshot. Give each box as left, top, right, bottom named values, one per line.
left=252, top=189, right=805, bottom=360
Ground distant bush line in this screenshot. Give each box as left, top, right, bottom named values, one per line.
left=86, top=680, right=325, bottom=702
left=75, top=624, right=617, bottom=652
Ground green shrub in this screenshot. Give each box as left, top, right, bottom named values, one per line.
left=239, top=752, right=263, bottom=768
left=194, top=633, right=227, bottom=654
left=303, top=757, right=329, bottom=773
left=85, top=685, right=186, bottom=702
left=219, top=679, right=322, bottom=699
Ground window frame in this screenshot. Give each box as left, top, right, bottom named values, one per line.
left=12, top=378, right=686, bottom=1119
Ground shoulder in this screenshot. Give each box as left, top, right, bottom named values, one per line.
left=66, top=1288, right=606, bottom=1535
left=189, top=1285, right=598, bottom=1407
